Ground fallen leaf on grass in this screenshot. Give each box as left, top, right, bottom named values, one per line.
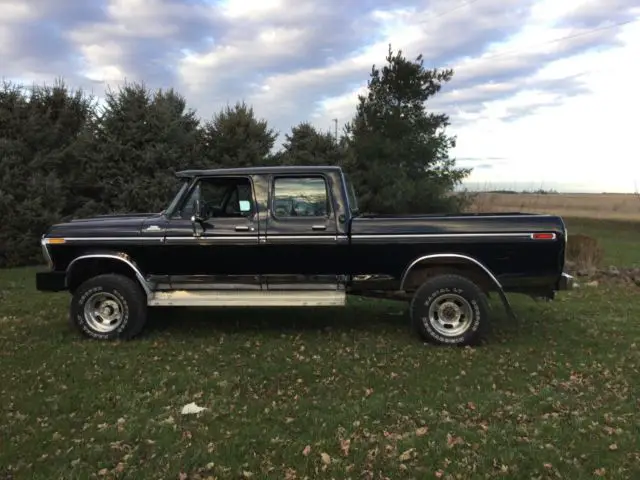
left=398, top=448, right=415, bottom=462
left=284, top=468, right=298, bottom=480
left=446, top=433, right=464, bottom=447
left=302, top=445, right=311, bottom=456
left=320, top=452, right=331, bottom=465
left=340, top=438, right=351, bottom=456
left=415, top=426, right=428, bottom=436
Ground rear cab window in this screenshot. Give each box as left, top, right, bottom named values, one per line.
left=272, top=176, right=330, bottom=218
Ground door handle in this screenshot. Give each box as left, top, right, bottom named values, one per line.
left=235, top=225, right=251, bottom=232
left=311, top=225, right=327, bottom=231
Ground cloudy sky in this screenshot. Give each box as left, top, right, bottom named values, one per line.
left=1, top=0, right=639, bottom=192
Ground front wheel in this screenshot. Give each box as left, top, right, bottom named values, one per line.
left=70, top=273, right=148, bottom=340
left=409, top=274, right=489, bottom=346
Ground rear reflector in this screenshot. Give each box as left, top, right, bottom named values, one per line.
left=531, top=232, right=556, bottom=240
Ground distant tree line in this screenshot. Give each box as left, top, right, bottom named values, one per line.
left=0, top=46, right=472, bottom=267
left=487, top=189, right=559, bottom=195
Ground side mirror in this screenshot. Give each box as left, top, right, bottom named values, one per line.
left=191, top=199, right=205, bottom=236
left=191, top=199, right=205, bottom=221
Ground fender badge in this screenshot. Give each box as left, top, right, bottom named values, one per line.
left=144, top=225, right=161, bottom=231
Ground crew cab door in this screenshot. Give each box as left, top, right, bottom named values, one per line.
left=162, top=175, right=262, bottom=290
left=263, top=173, right=341, bottom=290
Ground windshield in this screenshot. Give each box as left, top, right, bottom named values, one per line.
left=162, top=178, right=189, bottom=216
left=343, top=174, right=360, bottom=215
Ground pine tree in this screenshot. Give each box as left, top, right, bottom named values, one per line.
left=0, top=80, right=94, bottom=266
left=277, top=122, right=344, bottom=166
left=344, top=45, right=471, bottom=214
left=76, top=82, right=203, bottom=215
left=201, top=102, right=277, bottom=168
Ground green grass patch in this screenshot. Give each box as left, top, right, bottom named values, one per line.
left=1, top=267, right=640, bottom=478
left=564, top=217, right=640, bottom=267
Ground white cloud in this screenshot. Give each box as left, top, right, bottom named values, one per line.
left=451, top=19, right=640, bottom=192
left=0, top=0, right=638, bottom=191
left=177, top=25, right=310, bottom=93
left=308, top=3, right=640, bottom=192
left=218, top=0, right=284, bottom=20
left=0, top=1, right=35, bottom=21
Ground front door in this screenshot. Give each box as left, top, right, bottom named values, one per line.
left=163, top=175, right=262, bottom=290
left=263, top=174, right=341, bottom=290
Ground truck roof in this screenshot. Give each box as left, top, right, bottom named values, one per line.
left=175, top=165, right=343, bottom=178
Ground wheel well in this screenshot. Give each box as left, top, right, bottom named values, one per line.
left=402, top=260, right=498, bottom=295
left=67, top=257, right=143, bottom=293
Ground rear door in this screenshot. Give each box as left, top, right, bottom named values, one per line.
left=263, top=173, right=341, bottom=290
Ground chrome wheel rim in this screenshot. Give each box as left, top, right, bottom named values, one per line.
left=83, top=292, right=124, bottom=333
left=427, top=293, right=473, bottom=337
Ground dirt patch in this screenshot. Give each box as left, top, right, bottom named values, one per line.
left=565, top=261, right=640, bottom=287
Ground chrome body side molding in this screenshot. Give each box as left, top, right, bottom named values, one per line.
left=147, top=290, right=346, bottom=307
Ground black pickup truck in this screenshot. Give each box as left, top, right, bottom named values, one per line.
left=36, top=165, right=573, bottom=346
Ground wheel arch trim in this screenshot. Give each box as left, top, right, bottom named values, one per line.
left=66, top=253, right=152, bottom=297
left=400, top=253, right=515, bottom=320
left=400, top=253, right=502, bottom=291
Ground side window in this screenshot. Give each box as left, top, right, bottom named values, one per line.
left=178, top=177, right=254, bottom=219
left=273, top=177, right=329, bottom=218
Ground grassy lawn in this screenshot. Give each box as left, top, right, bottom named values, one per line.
left=563, top=217, right=640, bottom=267
left=1, top=266, right=640, bottom=479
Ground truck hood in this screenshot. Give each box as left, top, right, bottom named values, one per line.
left=46, top=212, right=163, bottom=237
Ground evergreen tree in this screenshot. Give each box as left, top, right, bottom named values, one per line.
left=76, top=82, right=203, bottom=215
left=0, top=80, right=94, bottom=266
left=277, top=122, right=344, bottom=166
left=201, top=102, right=277, bottom=168
left=344, top=45, right=471, bottom=214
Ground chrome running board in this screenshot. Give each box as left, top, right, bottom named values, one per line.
left=148, top=290, right=346, bottom=307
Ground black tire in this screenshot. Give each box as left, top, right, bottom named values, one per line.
left=70, top=273, right=147, bottom=340
left=409, top=274, right=489, bottom=346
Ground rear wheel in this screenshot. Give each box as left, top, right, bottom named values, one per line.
left=410, top=274, right=489, bottom=346
left=70, top=273, right=147, bottom=340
